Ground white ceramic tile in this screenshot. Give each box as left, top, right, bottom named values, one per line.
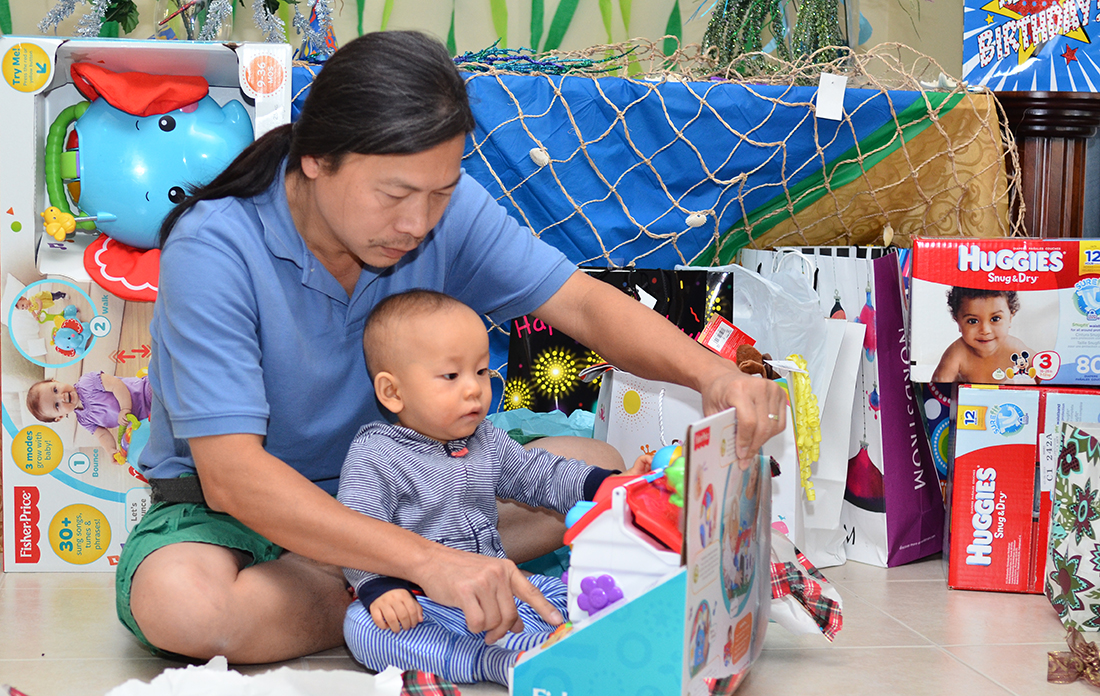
left=0, top=557, right=1078, bottom=695
left=2, top=571, right=116, bottom=590
left=823, top=554, right=948, bottom=586
left=841, top=579, right=1067, bottom=646
left=0, top=658, right=171, bottom=696
left=0, top=584, right=151, bottom=659
left=738, top=646, right=1014, bottom=696
left=763, top=584, right=933, bottom=649
left=947, top=643, right=1099, bottom=696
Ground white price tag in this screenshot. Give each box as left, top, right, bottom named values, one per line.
left=816, top=73, right=847, bottom=121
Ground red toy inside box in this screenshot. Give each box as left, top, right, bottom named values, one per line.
left=948, top=384, right=1100, bottom=593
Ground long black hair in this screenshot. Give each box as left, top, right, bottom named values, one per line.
left=159, top=31, right=476, bottom=245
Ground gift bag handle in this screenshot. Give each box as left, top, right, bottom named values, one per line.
left=772, top=249, right=817, bottom=279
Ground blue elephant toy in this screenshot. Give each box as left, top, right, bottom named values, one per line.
left=45, top=63, right=253, bottom=252
left=51, top=305, right=92, bottom=359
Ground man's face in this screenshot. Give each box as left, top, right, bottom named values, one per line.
left=298, top=135, right=465, bottom=270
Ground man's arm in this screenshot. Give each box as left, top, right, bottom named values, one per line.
left=192, top=433, right=563, bottom=642
left=532, top=271, right=786, bottom=462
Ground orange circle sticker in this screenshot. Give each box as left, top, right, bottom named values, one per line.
left=2, top=43, right=52, bottom=93
left=244, top=54, right=285, bottom=97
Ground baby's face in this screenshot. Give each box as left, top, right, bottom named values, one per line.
left=955, top=296, right=1012, bottom=357
left=388, top=305, right=492, bottom=442
left=34, top=381, right=78, bottom=420
left=15, top=298, right=29, bottom=310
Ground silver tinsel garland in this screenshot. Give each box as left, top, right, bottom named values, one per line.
left=38, top=0, right=81, bottom=34
left=292, top=0, right=336, bottom=59
left=253, top=0, right=287, bottom=43
left=197, top=0, right=235, bottom=41
left=75, top=0, right=110, bottom=37
left=39, top=0, right=335, bottom=50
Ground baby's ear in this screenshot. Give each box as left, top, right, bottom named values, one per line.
left=373, top=372, right=403, bottom=414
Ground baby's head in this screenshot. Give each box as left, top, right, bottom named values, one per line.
left=363, top=290, right=491, bottom=442
left=15, top=298, right=30, bottom=311
left=946, top=287, right=1019, bottom=356
left=27, top=378, right=79, bottom=422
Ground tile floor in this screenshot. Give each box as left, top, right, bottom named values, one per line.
left=0, top=554, right=1091, bottom=695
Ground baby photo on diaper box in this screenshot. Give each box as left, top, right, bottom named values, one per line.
left=910, top=238, right=1097, bottom=385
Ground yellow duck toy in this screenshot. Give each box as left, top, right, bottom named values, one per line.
left=41, top=206, right=77, bottom=242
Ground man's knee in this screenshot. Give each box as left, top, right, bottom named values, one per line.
left=130, top=544, right=247, bottom=658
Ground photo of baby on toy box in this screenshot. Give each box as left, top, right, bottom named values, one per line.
left=7, top=281, right=97, bottom=366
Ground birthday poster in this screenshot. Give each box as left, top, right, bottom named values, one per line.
left=964, top=0, right=1100, bottom=91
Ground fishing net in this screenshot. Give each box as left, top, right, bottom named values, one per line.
left=457, top=39, right=1022, bottom=269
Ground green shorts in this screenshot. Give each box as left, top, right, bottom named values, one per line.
left=115, top=500, right=282, bottom=655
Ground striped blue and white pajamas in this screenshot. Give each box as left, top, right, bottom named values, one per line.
left=343, top=572, right=568, bottom=685
left=337, top=420, right=606, bottom=685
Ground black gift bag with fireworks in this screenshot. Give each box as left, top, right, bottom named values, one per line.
left=502, top=269, right=734, bottom=414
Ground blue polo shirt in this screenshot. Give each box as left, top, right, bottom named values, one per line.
left=139, top=165, right=576, bottom=494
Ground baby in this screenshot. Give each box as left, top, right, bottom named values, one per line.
left=931, top=287, right=1036, bottom=384
left=15, top=291, right=68, bottom=324
left=27, top=372, right=152, bottom=454
left=338, top=290, right=650, bottom=685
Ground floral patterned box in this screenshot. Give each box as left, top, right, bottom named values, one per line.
left=1047, top=421, right=1100, bottom=628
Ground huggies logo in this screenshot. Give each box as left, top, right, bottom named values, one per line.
left=957, top=245, right=1064, bottom=273
left=14, top=486, right=41, bottom=563
left=966, top=468, right=996, bottom=566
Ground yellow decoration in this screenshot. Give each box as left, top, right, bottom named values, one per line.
left=787, top=354, right=820, bottom=501
left=622, top=389, right=642, bottom=415
left=48, top=504, right=111, bottom=565
left=11, top=425, right=63, bottom=476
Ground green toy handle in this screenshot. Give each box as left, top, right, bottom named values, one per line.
left=44, top=101, right=96, bottom=231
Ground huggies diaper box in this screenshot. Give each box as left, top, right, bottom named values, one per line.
left=946, top=384, right=1100, bottom=593
left=0, top=36, right=290, bottom=571
left=910, top=238, right=1100, bottom=385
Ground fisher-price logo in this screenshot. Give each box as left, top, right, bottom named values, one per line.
left=956, top=244, right=1064, bottom=284
left=694, top=427, right=711, bottom=450
left=14, top=486, right=41, bottom=563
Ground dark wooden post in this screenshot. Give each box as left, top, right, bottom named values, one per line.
left=997, top=92, right=1100, bottom=238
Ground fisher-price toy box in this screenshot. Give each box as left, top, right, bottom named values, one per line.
left=512, top=407, right=771, bottom=695
left=0, top=37, right=291, bottom=571
left=910, top=238, right=1100, bottom=386
left=946, top=384, right=1100, bottom=594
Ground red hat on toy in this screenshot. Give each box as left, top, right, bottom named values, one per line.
left=70, top=63, right=209, bottom=117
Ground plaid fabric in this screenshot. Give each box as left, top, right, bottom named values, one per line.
left=706, top=672, right=748, bottom=695
left=401, top=670, right=462, bottom=695
left=770, top=557, right=843, bottom=642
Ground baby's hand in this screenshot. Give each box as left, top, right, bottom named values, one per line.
left=118, top=408, right=132, bottom=427
left=370, top=588, right=423, bottom=633
left=623, top=453, right=654, bottom=478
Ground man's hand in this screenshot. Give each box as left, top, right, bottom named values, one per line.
left=369, top=588, right=424, bottom=633
left=702, top=368, right=787, bottom=468
left=414, top=547, right=563, bottom=643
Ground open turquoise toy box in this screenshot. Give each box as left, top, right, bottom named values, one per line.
left=512, top=407, right=771, bottom=695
